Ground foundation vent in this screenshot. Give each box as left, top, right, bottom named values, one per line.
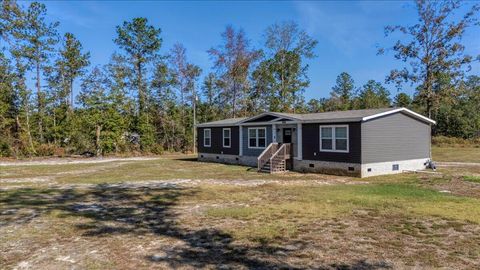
left=348, top=167, right=355, bottom=171
left=367, top=168, right=372, bottom=172
left=392, top=164, right=399, bottom=171
left=309, top=164, right=314, bottom=168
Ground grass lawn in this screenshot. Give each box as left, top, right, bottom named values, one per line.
left=1, top=147, right=480, bottom=269
left=432, top=146, right=480, bottom=163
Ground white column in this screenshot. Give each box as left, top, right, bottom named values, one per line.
left=297, top=123, right=302, bottom=160
left=272, top=124, right=277, bottom=142
left=239, top=125, right=243, bottom=156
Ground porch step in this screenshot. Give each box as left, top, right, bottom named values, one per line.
left=257, top=142, right=292, bottom=174
left=260, top=160, right=286, bottom=173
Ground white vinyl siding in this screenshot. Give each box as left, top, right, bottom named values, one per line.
left=248, top=127, right=266, bottom=149
left=320, top=125, right=349, bottom=153
left=223, top=128, right=231, bottom=148
left=204, top=129, right=211, bottom=147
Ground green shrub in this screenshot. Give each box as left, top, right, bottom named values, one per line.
left=0, top=139, right=12, bottom=157
left=464, top=176, right=480, bottom=183
left=150, top=144, right=164, bottom=155
left=35, top=144, right=57, bottom=156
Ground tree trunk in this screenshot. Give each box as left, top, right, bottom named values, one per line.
left=22, top=105, right=35, bottom=155
left=425, top=64, right=433, bottom=119
left=137, top=61, right=144, bottom=113
left=70, top=78, right=74, bottom=110
left=232, top=82, right=237, bottom=118
left=192, top=90, right=196, bottom=154
left=95, top=124, right=102, bottom=157
left=36, top=62, right=44, bottom=142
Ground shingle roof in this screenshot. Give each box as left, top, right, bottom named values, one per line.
left=196, top=117, right=248, bottom=127
left=196, top=107, right=435, bottom=127
left=296, top=108, right=395, bottom=121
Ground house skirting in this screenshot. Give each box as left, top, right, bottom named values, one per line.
left=361, top=158, right=429, bottom=177
left=198, top=153, right=257, bottom=167
left=198, top=153, right=430, bottom=178
left=293, top=159, right=361, bottom=177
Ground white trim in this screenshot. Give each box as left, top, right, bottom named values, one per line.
left=319, top=125, right=349, bottom=153
left=268, top=118, right=282, bottom=122
left=241, top=121, right=289, bottom=126
left=239, top=125, right=243, bottom=156
left=362, top=107, right=436, bottom=124
left=239, top=112, right=300, bottom=124
left=222, top=128, right=231, bottom=148
left=296, top=123, right=303, bottom=160
left=247, top=127, right=267, bottom=149
left=203, top=128, right=211, bottom=147
left=272, top=124, right=277, bottom=142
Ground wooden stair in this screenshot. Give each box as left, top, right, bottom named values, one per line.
left=259, top=158, right=286, bottom=173
left=257, top=143, right=291, bottom=174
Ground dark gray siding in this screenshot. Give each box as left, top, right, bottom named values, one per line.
left=242, top=125, right=273, bottom=156
left=361, top=112, right=431, bottom=163
left=302, top=122, right=361, bottom=163
left=244, top=115, right=277, bottom=123
left=197, top=126, right=239, bottom=155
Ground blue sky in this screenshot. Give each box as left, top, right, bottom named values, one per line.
left=36, top=1, right=480, bottom=100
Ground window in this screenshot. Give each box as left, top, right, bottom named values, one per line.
left=248, top=127, right=266, bottom=148
left=223, top=128, right=231, bottom=148
left=319, top=125, right=349, bottom=153
left=203, top=129, right=211, bottom=147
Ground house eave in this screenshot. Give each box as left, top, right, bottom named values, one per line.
left=361, top=108, right=436, bottom=125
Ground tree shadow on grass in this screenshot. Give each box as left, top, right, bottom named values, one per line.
left=0, top=184, right=392, bottom=269
left=174, top=157, right=200, bottom=162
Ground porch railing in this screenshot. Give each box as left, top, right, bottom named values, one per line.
left=257, top=143, right=279, bottom=171
left=269, top=143, right=291, bottom=173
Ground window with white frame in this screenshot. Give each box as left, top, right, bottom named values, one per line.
left=320, top=125, right=349, bottom=152
left=248, top=127, right=266, bottom=148
left=204, top=129, right=211, bottom=147
left=223, top=128, right=231, bottom=148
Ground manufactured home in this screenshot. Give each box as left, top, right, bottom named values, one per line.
left=196, top=108, right=435, bottom=177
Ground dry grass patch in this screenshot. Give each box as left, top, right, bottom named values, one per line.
left=432, top=146, right=480, bottom=163
left=2, top=152, right=480, bottom=269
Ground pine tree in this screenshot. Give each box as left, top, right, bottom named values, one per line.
left=58, top=33, right=90, bottom=109
left=330, top=72, right=355, bottom=111
left=12, top=1, right=59, bottom=142
left=356, top=80, right=391, bottom=109
left=114, top=17, right=161, bottom=151
left=394, top=93, right=412, bottom=108
left=0, top=51, right=17, bottom=156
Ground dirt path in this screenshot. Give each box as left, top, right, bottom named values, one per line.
left=0, top=156, right=161, bottom=166
left=437, top=161, right=480, bottom=167
left=0, top=177, right=365, bottom=190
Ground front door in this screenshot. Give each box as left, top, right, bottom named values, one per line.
left=283, top=128, right=292, bottom=144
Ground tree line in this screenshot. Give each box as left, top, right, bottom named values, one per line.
left=0, top=0, right=478, bottom=157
